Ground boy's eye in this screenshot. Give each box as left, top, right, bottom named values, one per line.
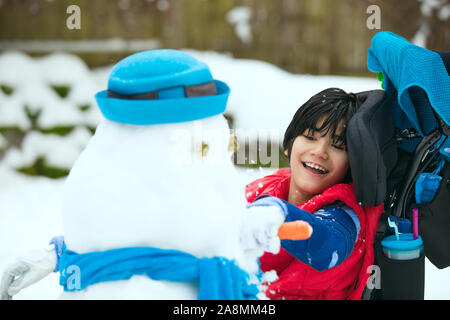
left=303, top=133, right=346, bottom=150
left=332, top=142, right=347, bottom=151
left=333, top=144, right=346, bottom=150
left=332, top=135, right=346, bottom=151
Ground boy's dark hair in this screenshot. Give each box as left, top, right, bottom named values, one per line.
left=283, top=88, right=360, bottom=181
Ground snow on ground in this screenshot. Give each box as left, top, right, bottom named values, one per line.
left=0, top=50, right=449, bottom=299
left=0, top=166, right=64, bottom=299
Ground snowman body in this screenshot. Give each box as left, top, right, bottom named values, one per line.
left=59, top=115, right=259, bottom=299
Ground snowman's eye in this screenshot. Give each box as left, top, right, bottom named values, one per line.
left=200, top=142, right=209, bottom=157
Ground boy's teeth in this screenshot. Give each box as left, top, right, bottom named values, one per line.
left=304, top=162, right=328, bottom=173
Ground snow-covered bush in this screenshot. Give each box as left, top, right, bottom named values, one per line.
left=0, top=132, right=6, bottom=153
left=0, top=51, right=105, bottom=178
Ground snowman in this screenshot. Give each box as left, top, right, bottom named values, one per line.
left=0, top=50, right=302, bottom=300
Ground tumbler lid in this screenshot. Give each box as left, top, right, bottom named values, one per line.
left=381, top=233, right=423, bottom=250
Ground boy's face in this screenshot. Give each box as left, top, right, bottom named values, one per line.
left=286, top=118, right=349, bottom=199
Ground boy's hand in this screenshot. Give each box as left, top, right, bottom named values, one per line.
left=240, top=205, right=285, bottom=255
left=240, top=196, right=314, bottom=256
left=0, top=245, right=57, bottom=300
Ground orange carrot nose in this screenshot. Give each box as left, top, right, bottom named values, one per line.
left=278, top=221, right=312, bottom=240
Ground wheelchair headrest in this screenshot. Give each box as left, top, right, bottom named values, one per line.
left=347, top=89, right=398, bottom=206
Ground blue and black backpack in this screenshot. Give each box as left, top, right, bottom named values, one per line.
left=346, top=31, right=450, bottom=300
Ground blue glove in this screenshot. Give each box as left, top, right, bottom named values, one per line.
left=249, top=196, right=359, bottom=271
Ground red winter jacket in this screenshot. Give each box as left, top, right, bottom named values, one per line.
left=245, top=168, right=384, bottom=300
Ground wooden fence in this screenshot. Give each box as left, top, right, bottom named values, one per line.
left=0, top=0, right=448, bottom=75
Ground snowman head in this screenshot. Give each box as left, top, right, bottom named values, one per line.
left=95, top=49, right=230, bottom=126
left=93, top=49, right=236, bottom=167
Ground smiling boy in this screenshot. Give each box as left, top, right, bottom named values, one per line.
left=246, top=88, right=384, bottom=300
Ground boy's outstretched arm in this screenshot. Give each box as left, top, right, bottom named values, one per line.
left=0, top=236, right=64, bottom=300
left=248, top=196, right=359, bottom=272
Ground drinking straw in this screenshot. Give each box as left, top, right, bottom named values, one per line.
left=412, top=208, right=419, bottom=240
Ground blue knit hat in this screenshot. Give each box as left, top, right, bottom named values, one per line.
left=95, top=49, right=230, bottom=125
